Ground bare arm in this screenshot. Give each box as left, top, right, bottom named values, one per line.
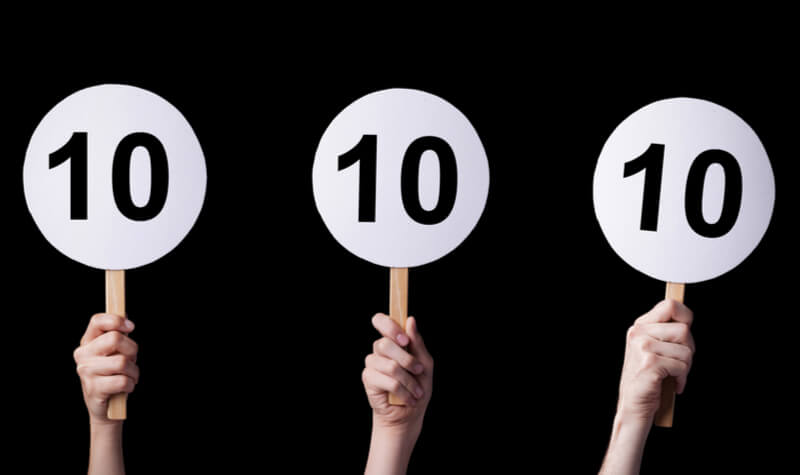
left=600, top=299, right=695, bottom=475
left=74, top=313, right=139, bottom=475
left=363, top=314, right=433, bottom=475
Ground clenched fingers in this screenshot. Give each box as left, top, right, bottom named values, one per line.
left=362, top=367, right=419, bottom=407
left=81, top=313, right=134, bottom=345
left=365, top=353, right=424, bottom=399
left=74, top=330, right=138, bottom=363
left=76, top=355, right=140, bottom=383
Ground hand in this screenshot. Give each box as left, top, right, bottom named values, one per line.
left=600, top=299, right=696, bottom=475
left=363, top=314, right=434, bottom=434
left=363, top=314, right=433, bottom=475
left=73, top=313, right=139, bottom=426
left=617, top=299, right=695, bottom=424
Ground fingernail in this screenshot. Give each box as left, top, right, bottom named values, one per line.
left=397, top=333, right=409, bottom=346
left=415, top=387, right=424, bottom=398
left=124, top=319, right=134, bottom=330
left=413, top=364, right=424, bottom=375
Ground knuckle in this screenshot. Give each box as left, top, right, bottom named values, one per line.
left=389, top=380, right=402, bottom=393
left=642, top=352, right=658, bottom=369
left=73, top=347, right=82, bottom=363
left=676, top=323, right=690, bottom=341
left=377, top=338, right=390, bottom=353
left=631, top=335, right=648, bottom=352
left=112, top=355, right=128, bottom=372
left=387, top=360, right=401, bottom=374
left=108, top=331, right=123, bottom=347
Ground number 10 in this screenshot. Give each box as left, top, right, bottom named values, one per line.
left=338, top=134, right=458, bottom=225
left=49, top=132, right=169, bottom=221
left=623, top=143, right=743, bottom=238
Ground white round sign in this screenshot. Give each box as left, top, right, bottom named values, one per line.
left=593, top=97, right=775, bottom=284
left=312, top=88, right=490, bottom=268
left=23, top=84, right=207, bottom=270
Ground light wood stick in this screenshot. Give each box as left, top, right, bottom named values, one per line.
left=388, top=267, right=409, bottom=406
left=654, top=281, right=685, bottom=427
left=106, top=270, right=127, bottom=420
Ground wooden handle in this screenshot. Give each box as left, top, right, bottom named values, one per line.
left=654, top=281, right=685, bottom=427
left=106, top=270, right=128, bottom=420
left=388, top=268, right=409, bottom=406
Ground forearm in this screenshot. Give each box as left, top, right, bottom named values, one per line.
left=599, top=412, right=651, bottom=475
left=365, top=419, right=421, bottom=475
left=88, top=422, right=125, bottom=475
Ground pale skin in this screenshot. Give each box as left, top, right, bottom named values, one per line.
left=363, top=314, right=434, bottom=475
left=75, top=302, right=690, bottom=474
left=73, top=313, right=139, bottom=475
left=73, top=311, right=431, bottom=474
left=599, top=299, right=695, bottom=474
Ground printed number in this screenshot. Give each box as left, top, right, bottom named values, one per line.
left=624, top=144, right=743, bottom=238
left=50, top=132, right=169, bottom=221
left=49, top=132, right=88, bottom=220
left=338, top=135, right=377, bottom=222
left=338, top=135, right=458, bottom=225
left=623, top=143, right=663, bottom=232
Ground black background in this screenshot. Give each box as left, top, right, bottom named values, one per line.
left=3, top=39, right=796, bottom=473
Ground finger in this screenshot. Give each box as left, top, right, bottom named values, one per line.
left=646, top=353, right=690, bottom=384
left=81, top=331, right=138, bottom=359
left=640, top=322, right=694, bottom=349
left=77, top=355, right=140, bottom=383
left=640, top=337, right=693, bottom=365
left=81, top=313, right=134, bottom=345
left=373, top=337, right=423, bottom=375
left=362, top=367, right=418, bottom=406
left=637, top=299, right=693, bottom=326
left=406, top=317, right=432, bottom=369
left=372, top=313, right=410, bottom=347
left=365, top=354, right=424, bottom=399
left=94, top=375, right=136, bottom=398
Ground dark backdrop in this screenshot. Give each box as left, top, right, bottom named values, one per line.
left=3, top=41, right=795, bottom=473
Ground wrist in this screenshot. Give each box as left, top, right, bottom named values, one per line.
left=600, top=409, right=651, bottom=474
left=366, top=417, right=422, bottom=475
left=90, top=418, right=123, bottom=439
left=372, top=415, right=423, bottom=442
left=613, top=406, right=653, bottom=433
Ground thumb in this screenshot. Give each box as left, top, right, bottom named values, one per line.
left=406, top=317, right=430, bottom=361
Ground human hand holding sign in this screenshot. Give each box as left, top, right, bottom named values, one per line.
left=313, top=88, right=489, bottom=405
left=24, top=84, right=206, bottom=420
left=74, top=313, right=140, bottom=475
left=24, top=84, right=205, bottom=474
left=593, top=97, right=774, bottom=426
left=600, top=300, right=695, bottom=475
left=364, top=314, right=433, bottom=475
